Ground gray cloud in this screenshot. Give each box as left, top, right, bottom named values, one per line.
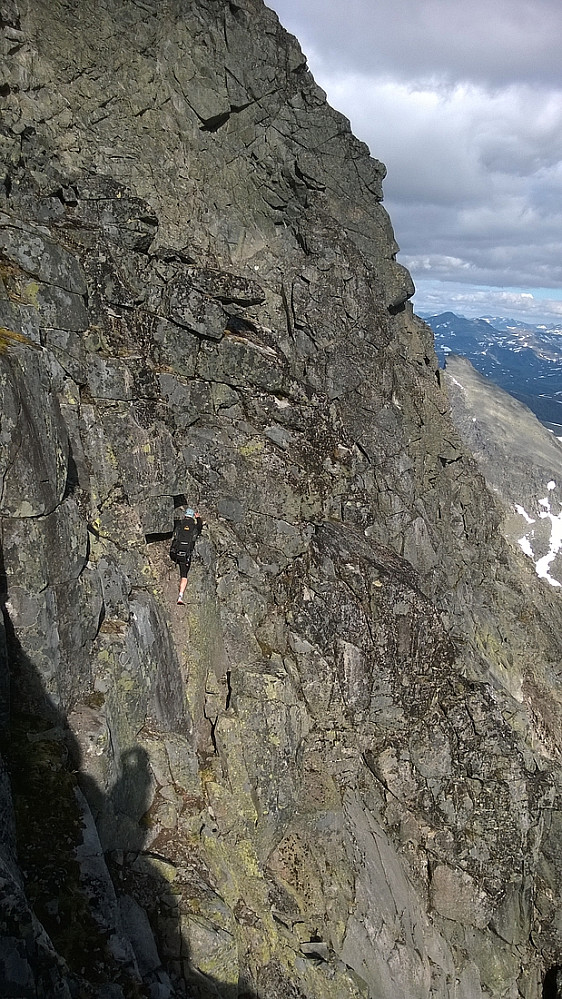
left=269, top=0, right=562, bottom=89
left=268, top=0, right=562, bottom=322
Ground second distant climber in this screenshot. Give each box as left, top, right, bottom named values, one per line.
left=170, top=507, right=203, bottom=604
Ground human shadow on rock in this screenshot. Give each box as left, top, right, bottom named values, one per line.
left=0, top=549, right=257, bottom=999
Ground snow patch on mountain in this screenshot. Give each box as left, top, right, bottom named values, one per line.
left=515, top=488, right=562, bottom=588
left=518, top=536, right=534, bottom=558
left=515, top=504, right=535, bottom=525
left=536, top=497, right=562, bottom=587
left=443, top=354, right=562, bottom=595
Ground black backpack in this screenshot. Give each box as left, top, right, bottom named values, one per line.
left=170, top=516, right=200, bottom=561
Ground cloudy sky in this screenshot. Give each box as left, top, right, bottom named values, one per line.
left=267, top=0, right=562, bottom=324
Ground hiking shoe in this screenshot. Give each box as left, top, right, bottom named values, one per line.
left=177, top=594, right=185, bottom=605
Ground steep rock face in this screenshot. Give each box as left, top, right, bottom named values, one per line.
left=1, top=2, right=562, bottom=998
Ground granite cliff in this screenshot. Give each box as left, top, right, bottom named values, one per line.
left=1, top=2, right=562, bottom=997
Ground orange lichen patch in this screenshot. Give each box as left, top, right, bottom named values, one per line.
left=0, top=326, right=40, bottom=353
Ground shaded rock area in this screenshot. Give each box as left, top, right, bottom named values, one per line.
left=0, top=2, right=562, bottom=998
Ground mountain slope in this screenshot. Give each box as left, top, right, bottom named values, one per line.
left=445, top=353, right=562, bottom=588
left=1, top=3, right=562, bottom=998
left=424, top=311, right=562, bottom=432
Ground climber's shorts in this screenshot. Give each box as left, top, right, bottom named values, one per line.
left=177, top=554, right=192, bottom=577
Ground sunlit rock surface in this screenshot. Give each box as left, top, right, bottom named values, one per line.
left=445, top=353, right=562, bottom=590
left=1, top=2, right=562, bottom=997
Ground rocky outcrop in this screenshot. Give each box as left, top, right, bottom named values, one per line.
left=1, top=2, right=562, bottom=997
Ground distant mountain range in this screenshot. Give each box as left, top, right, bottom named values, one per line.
left=421, top=311, right=562, bottom=433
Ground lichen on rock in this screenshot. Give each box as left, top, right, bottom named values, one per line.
left=0, top=1, right=561, bottom=998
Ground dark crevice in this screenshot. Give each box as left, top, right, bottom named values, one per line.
left=294, top=228, right=311, bottom=256
left=95, top=600, right=106, bottom=638
left=209, top=716, right=219, bottom=754
left=19, top=124, right=36, bottom=142
left=151, top=246, right=196, bottom=265
left=1, top=9, right=21, bottom=29
left=62, top=445, right=80, bottom=499
left=280, top=283, right=294, bottom=338
left=542, top=965, right=562, bottom=998
left=170, top=319, right=227, bottom=343
left=354, top=440, right=372, bottom=464
left=224, top=315, right=258, bottom=336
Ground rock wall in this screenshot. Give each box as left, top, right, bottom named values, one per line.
left=1, top=1, right=562, bottom=997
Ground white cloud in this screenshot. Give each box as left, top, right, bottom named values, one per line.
left=268, top=0, right=562, bottom=322
left=269, top=0, right=562, bottom=89
left=325, top=75, right=491, bottom=206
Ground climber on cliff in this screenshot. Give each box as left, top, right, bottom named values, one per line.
left=169, top=507, right=203, bottom=604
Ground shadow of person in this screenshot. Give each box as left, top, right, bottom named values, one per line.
left=0, top=539, right=258, bottom=999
